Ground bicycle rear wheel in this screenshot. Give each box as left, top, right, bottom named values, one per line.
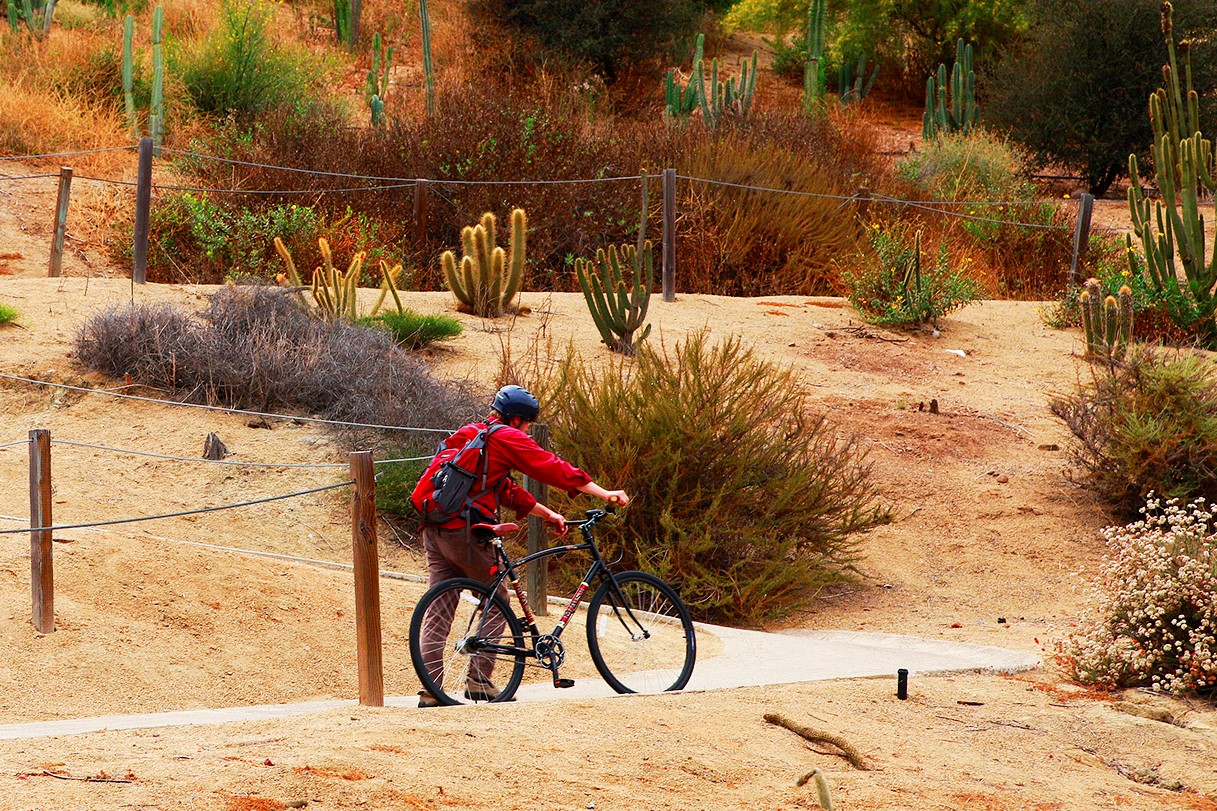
left=409, top=578, right=526, bottom=706
left=586, top=571, right=696, bottom=695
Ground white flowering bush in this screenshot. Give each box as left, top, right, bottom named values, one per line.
left=1061, top=495, right=1217, bottom=696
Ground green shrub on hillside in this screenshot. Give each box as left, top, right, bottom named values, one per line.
left=536, top=331, right=891, bottom=625
left=175, top=0, right=325, bottom=120
left=469, top=0, right=703, bottom=79
left=1051, top=349, right=1217, bottom=516
left=1061, top=495, right=1217, bottom=698
left=0, top=302, right=19, bottom=325
left=844, top=224, right=978, bottom=329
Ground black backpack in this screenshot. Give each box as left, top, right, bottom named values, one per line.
left=411, top=423, right=507, bottom=524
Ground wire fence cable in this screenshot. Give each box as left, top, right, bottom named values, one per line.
left=0, top=479, right=354, bottom=535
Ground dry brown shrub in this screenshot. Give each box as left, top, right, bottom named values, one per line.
left=677, top=135, right=867, bottom=295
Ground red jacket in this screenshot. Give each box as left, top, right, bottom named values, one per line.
left=430, top=418, right=592, bottom=530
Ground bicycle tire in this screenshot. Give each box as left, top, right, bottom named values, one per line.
left=585, top=571, right=696, bottom=695
left=409, top=578, right=526, bottom=706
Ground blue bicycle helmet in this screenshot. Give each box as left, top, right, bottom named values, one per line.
left=491, top=385, right=540, bottom=422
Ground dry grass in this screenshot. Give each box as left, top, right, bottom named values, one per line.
left=0, top=76, right=131, bottom=174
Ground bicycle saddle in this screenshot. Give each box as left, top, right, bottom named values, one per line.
left=471, top=522, right=519, bottom=536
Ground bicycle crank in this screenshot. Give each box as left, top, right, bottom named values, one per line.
left=534, top=634, right=566, bottom=670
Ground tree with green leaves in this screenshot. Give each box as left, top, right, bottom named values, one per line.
left=985, top=0, right=1217, bottom=196
left=469, top=0, right=706, bottom=79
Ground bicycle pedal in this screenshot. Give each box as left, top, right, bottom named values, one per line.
left=553, top=678, right=575, bottom=689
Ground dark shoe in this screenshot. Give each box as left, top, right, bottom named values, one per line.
left=464, top=676, right=515, bottom=702
left=418, top=690, right=440, bottom=708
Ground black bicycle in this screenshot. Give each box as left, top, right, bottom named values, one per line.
left=408, top=507, right=697, bottom=705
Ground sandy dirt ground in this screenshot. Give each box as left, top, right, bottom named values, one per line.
left=1, top=160, right=1215, bottom=810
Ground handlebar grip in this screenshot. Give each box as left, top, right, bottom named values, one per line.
left=605, top=504, right=617, bottom=515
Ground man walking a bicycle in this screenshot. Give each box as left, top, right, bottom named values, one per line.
left=411, top=384, right=628, bottom=707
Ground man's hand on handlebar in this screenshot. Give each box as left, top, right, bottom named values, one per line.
left=603, top=490, right=629, bottom=507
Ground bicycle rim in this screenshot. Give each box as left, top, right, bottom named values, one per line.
left=586, top=571, right=696, bottom=694
left=409, top=578, right=525, bottom=705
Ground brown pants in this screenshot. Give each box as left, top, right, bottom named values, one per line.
left=419, top=525, right=511, bottom=690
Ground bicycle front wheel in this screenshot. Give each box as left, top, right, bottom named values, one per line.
left=409, top=578, right=526, bottom=706
left=586, top=571, right=696, bottom=695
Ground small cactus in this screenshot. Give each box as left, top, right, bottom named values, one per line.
left=1080, top=278, right=1133, bottom=360
left=365, top=32, right=392, bottom=127
left=442, top=209, right=526, bottom=318
left=274, top=237, right=406, bottom=322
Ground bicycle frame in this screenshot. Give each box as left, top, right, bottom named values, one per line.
left=466, top=512, right=643, bottom=679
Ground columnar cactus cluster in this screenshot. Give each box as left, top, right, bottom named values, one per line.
left=922, top=39, right=978, bottom=139
left=1126, top=1, right=1217, bottom=347
left=442, top=209, right=526, bottom=318
left=365, top=32, right=392, bottom=127
left=575, top=176, right=653, bottom=356
left=1079, top=278, right=1133, bottom=360
left=663, top=33, right=757, bottom=127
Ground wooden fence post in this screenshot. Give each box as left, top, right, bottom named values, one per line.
left=523, top=423, right=550, bottom=615
left=48, top=167, right=72, bottom=278
left=1070, top=192, right=1095, bottom=285
left=132, top=137, right=154, bottom=285
left=350, top=451, right=384, bottom=707
left=662, top=168, right=677, bottom=302
left=29, top=430, right=53, bottom=634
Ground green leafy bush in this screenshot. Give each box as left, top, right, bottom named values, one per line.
left=985, top=0, right=1217, bottom=196
left=1050, top=349, right=1217, bottom=515
left=175, top=0, right=325, bottom=120
left=894, top=131, right=1072, bottom=298
left=374, top=457, right=429, bottom=516
left=1060, top=495, right=1217, bottom=698
left=0, top=302, right=19, bottom=325
left=536, top=331, right=891, bottom=625
left=366, top=309, right=462, bottom=350
left=844, top=224, right=978, bottom=329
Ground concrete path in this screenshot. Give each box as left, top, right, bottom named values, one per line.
left=0, top=626, right=1037, bottom=741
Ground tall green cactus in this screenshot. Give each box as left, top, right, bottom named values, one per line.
left=1080, top=278, right=1133, bottom=359
left=922, top=38, right=978, bottom=139
left=9, top=0, right=54, bottom=37
left=803, top=0, right=826, bottom=112
left=442, top=208, right=526, bottom=318
left=664, top=33, right=703, bottom=121
left=575, top=176, right=653, bottom=356
left=1127, top=1, right=1217, bottom=347
left=122, top=7, right=165, bottom=147
left=365, top=32, right=392, bottom=127
left=419, top=0, right=435, bottom=116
